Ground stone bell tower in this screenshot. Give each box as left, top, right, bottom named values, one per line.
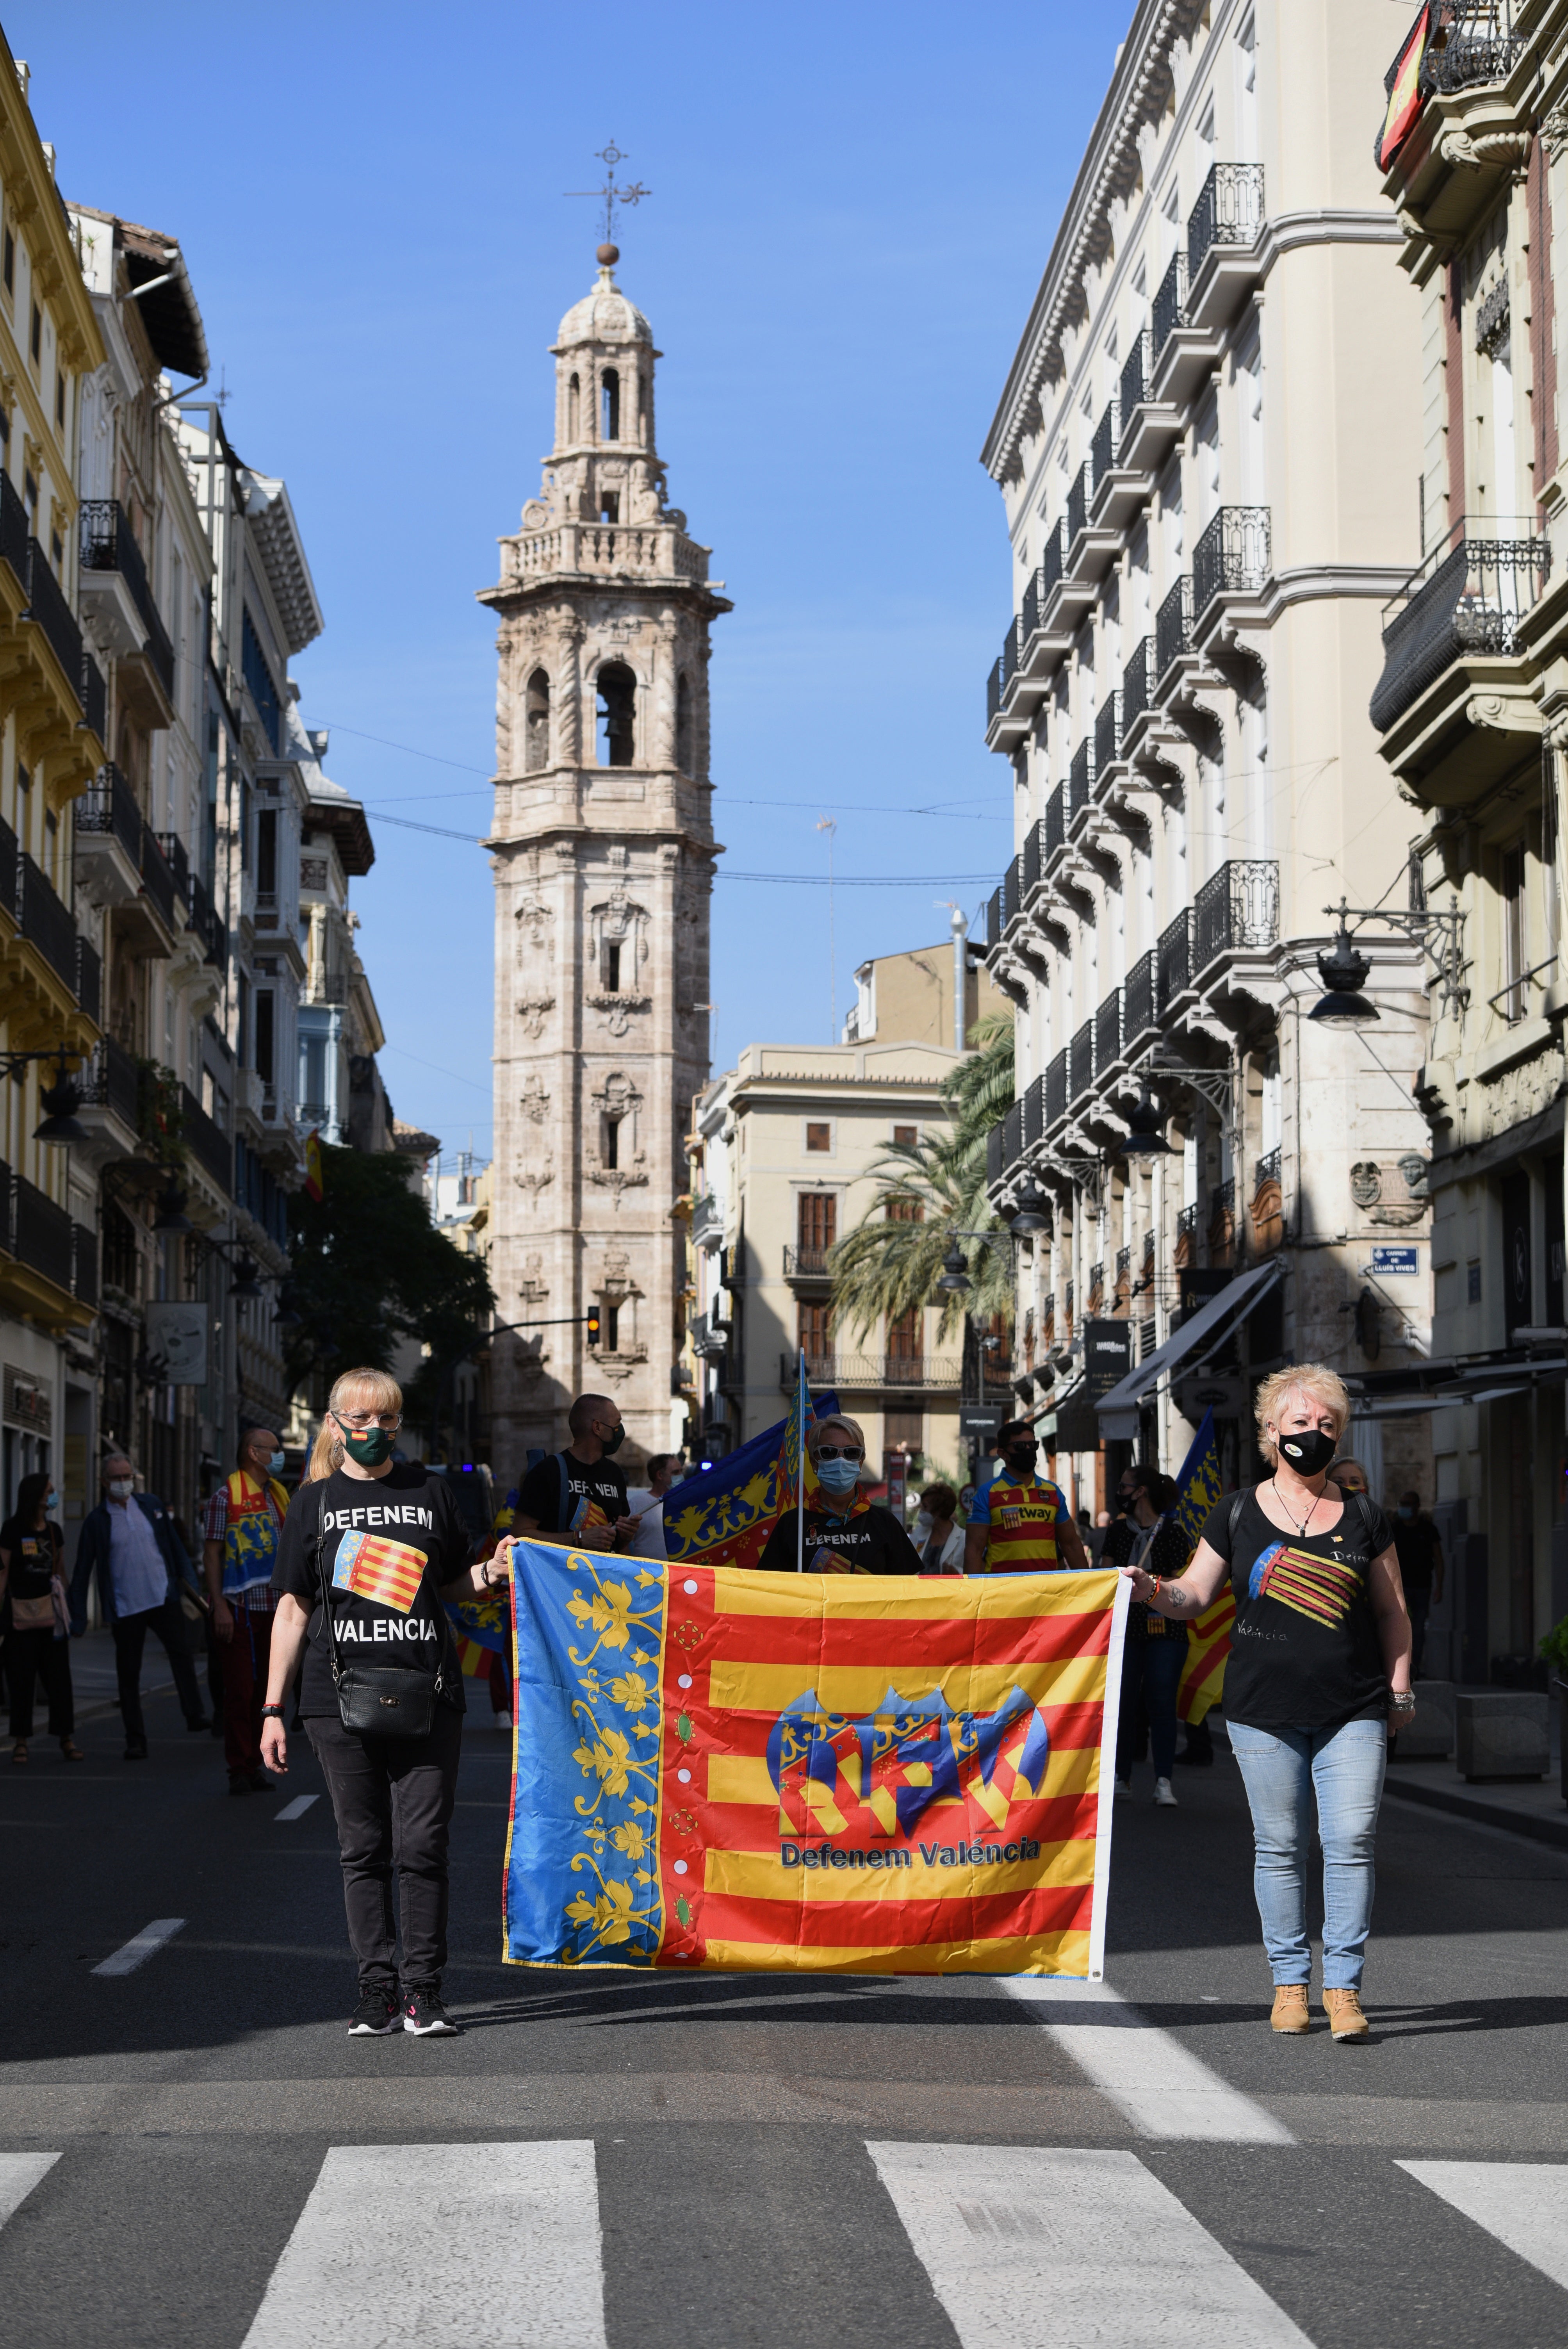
left=479, top=240, right=730, bottom=1485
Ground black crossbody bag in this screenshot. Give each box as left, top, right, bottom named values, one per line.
left=314, top=1528, right=444, bottom=1739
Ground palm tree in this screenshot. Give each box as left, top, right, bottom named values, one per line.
left=830, top=1014, right=1016, bottom=1346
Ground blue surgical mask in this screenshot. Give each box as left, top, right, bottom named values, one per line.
left=45, top=1490, right=58, bottom=1512
left=816, top=1455, right=861, bottom=1496
left=267, top=1451, right=285, bottom=1474
left=1398, top=1503, right=1415, bottom=1520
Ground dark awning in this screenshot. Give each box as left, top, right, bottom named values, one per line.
left=1096, top=1262, right=1283, bottom=1442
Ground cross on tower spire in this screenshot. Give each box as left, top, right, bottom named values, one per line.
left=565, top=140, right=651, bottom=260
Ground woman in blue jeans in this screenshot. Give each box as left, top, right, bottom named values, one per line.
left=1118, top=1364, right=1413, bottom=2041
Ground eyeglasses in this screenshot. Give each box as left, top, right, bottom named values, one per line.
left=816, top=1445, right=864, bottom=1463
left=334, top=1410, right=403, bottom=1433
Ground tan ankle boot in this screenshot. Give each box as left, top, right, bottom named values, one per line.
left=1270, top=1985, right=1310, bottom=2034
left=1323, top=1987, right=1369, bottom=2041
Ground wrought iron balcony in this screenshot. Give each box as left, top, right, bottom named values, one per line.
left=75, top=936, right=100, bottom=1024
left=787, top=1351, right=961, bottom=1394
left=189, top=869, right=226, bottom=970
left=80, top=649, right=106, bottom=745
left=1046, top=1048, right=1068, bottom=1128
left=1022, top=822, right=1041, bottom=898
left=1002, top=1100, right=1024, bottom=1171
left=182, top=1084, right=232, bottom=1194
left=1123, top=950, right=1155, bottom=1047
left=1187, top=164, right=1265, bottom=289
left=1044, top=782, right=1065, bottom=860
left=1069, top=1020, right=1093, bottom=1105
left=1095, top=692, right=1123, bottom=777
left=139, top=823, right=178, bottom=932
left=986, top=1123, right=1005, bottom=1186
left=1120, top=331, right=1151, bottom=423
left=1095, top=987, right=1122, bottom=1076
left=1255, top=1144, right=1283, bottom=1190
left=17, top=854, right=77, bottom=993
left=1091, top=400, right=1119, bottom=494
left=986, top=656, right=1003, bottom=727
left=1039, top=517, right=1066, bottom=599
left=1370, top=521, right=1550, bottom=734
left=1193, top=506, right=1271, bottom=621
left=1068, top=740, right=1092, bottom=826
left=1066, top=462, right=1090, bottom=553
left=156, top=832, right=191, bottom=905
left=1155, top=576, right=1192, bottom=685
left=985, top=887, right=1002, bottom=950
left=1023, top=1072, right=1044, bottom=1150
left=783, top=1244, right=832, bottom=1279
left=14, top=1174, right=72, bottom=1294
left=1003, top=854, right=1021, bottom=930
left=23, top=540, right=83, bottom=707
left=1123, top=637, right=1153, bottom=736
left=71, top=1222, right=98, bottom=1310
left=77, top=1035, right=140, bottom=1129
left=1157, top=907, right=1192, bottom=1006
left=1193, top=859, right=1280, bottom=970
left=1152, top=252, right=1186, bottom=358
left=76, top=763, right=142, bottom=864
left=0, top=472, right=25, bottom=588
left=80, top=500, right=175, bottom=700
left=1423, top=0, right=1522, bottom=94
left=1176, top=1203, right=1199, bottom=1243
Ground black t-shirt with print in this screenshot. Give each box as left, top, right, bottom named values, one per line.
left=756, top=1503, right=925, bottom=1576
left=1203, top=1487, right=1393, bottom=1731
left=272, top=1465, right=472, bottom=1717
left=516, top=1449, right=629, bottom=1540
left=0, top=1516, right=62, bottom=1613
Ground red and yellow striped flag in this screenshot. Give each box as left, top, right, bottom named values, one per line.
left=504, top=1547, right=1128, bottom=1979
left=332, top=1530, right=426, bottom=1616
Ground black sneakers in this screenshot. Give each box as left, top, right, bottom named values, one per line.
left=347, top=1986, right=401, bottom=2036
left=403, top=1988, right=460, bottom=2036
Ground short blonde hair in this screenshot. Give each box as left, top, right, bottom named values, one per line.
left=306, top=1366, right=404, bottom=1483
left=808, top=1412, right=869, bottom=1479
left=1254, top=1364, right=1351, bottom=1466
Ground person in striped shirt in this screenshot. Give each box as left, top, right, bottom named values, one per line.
left=963, top=1422, right=1089, bottom=1576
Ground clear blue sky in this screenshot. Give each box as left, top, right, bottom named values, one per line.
left=15, top=1, right=1124, bottom=1163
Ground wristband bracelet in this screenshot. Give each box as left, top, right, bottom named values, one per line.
left=260, top=1704, right=285, bottom=1720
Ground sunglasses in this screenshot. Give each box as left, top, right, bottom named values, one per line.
left=816, top=1445, right=864, bottom=1462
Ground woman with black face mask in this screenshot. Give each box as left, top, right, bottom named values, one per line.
left=1117, top=1364, right=1412, bottom=2044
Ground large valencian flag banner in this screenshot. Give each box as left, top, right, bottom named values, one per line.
left=503, top=1542, right=1128, bottom=1980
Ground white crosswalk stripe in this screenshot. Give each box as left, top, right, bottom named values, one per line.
left=1398, top=2161, right=1568, bottom=2294
left=998, top=1975, right=1294, bottom=2142
left=867, top=2141, right=1314, bottom=2348
left=91, top=1918, right=185, bottom=1977
left=239, top=2140, right=608, bottom=2349
left=0, top=2153, right=59, bottom=2228
left=275, top=1795, right=318, bottom=1821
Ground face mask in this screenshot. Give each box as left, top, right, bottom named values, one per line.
left=1003, top=1447, right=1038, bottom=1477
left=109, top=1477, right=134, bottom=1500
left=45, top=1491, right=58, bottom=1512
left=1398, top=1503, right=1415, bottom=1520
left=337, top=1422, right=392, bottom=1468
left=912, top=1510, right=933, bottom=1540
left=1278, top=1427, right=1336, bottom=1478
left=598, top=1423, right=625, bottom=1456
left=267, top=1451, right=285, bottom=1474
left=816, top=1455, right=861, bottom=1495
left=1116, top=1488, right=1137, bottom=1511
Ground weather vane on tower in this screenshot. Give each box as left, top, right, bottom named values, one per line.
left=566, top=141, right=651, bottom=262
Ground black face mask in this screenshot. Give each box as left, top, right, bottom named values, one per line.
left=598, top=1422, right=625, bottom=1456
left=1277, top=1427, right=1337, bottom=1478
left=1003, top=1446, right=1038, bottom=1476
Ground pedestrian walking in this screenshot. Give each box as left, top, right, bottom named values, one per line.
left=1391, top=1491, right=1445, bottom=1679
left=68, top=1454, right=209, bottom=1759
left=1, top=1472, right=80, bottom=1764
left=1327, top=1458, right=1372, bottom=1501
left=201, top=1424, right=291, bottom=1796
left=914, top=1482, right=965, bottom=1575
left=1118, top=1365, right=1413, bottom=2039
left=259, top=1368, right=509, bottom=2038
left=625, top=1451, right=679, bottom=1561
left=757, top=1413, right=924, bottom=1573
left=511, top=1394, right=638, bottom=1553
left=1104, top=1466, right=1188, bottom=1807
left=964, top=1420, right=1090, bottom=1575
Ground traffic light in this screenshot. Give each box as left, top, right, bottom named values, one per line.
left=586, top=1306, right=602, bottom=1349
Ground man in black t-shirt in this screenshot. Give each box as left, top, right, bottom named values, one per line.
left=1392, top=1490, right=1445, bottom=1677
left=513, top=1393, right=637, bottom=1552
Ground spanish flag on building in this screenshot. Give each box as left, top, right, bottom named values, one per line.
left=503, top=1542, right=1129, bottom=1980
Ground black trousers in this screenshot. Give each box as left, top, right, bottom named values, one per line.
left=5, top=1627, right=74, bottom=1738
left=112, top=1600, right=206, bottom=1744
left=306, top=1703, right=463, bottom=1991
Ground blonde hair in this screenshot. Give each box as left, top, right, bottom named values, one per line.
left=1254, top=1364, right=1351, bottom=1467
left=306, top=1366, right=403, bottom=1482
left=808, top=1412, right=870, bottom=1481
left=1328, top=1458, right=1370, bottom=1490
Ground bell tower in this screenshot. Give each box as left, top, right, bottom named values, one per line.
left=480, top=240, right=729, bottom=1481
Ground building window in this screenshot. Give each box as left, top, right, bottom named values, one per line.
left=893, top=1124, right=916, bottom=1146
left=604, top=1114, right=621, bottom=1170
left=601, top=369, right=620, bottom=441
left=596, top=661, right=636, bottom=767
left=599, top=490, right=619, bottom=524
left=2, top=231, right=13, bottom=294
left=602, top=940, right=622, bottom=993
left=28, top=303, right=39, bottom=364
left=798, top=1191, right=837, bottom=1264
left=1502, top=838, right=1526, bottom=1021
left=886, top=1195, right=923, bottom=1224
left=887, top=1308, right=922, bottom=1365
left=524, top=668, right=550, bottom=772
left=675, top=672, right=693, bottom=773
left=54, top=371, right=64, bottom=428
left=567, top=372, right=580, bottom=439
left=605, top=1303, right=620, bottom=1352
left=798, top=1300, right=831, bottom=1367
left=255, top=991, right=275, bottom=1084
left=257, top=807, right=278, bottom=900
left=805, top=1121, right=832, bottom=1154
left=241, top=613, right=281, bottom=755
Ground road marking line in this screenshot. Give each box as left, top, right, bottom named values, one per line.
left=91, top=1918, right=185, bottom=1977
left=867, top=2142, right=1313, bottom=2347
left=998, top=1975, right=1294, bottom=2142
left=240, top=2140, right=607, bottom=2349
left=0, top=2153, right=59, bottom=2226
left=1398, top=2160, right=1568, bottom=2291
left=275, top=1795, right=318, bottom=1821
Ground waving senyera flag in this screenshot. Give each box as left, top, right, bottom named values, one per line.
left=661, top=1392, right=837, bottom=1569
left=1168, top=1410, right=1233, bottom=1726
left=503, top=1542, right=1127, bottom=1978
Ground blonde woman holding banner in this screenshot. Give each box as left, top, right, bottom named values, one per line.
left=755, top=1412, right=923, bottom=1574
left=1118, top=1364, right=1412, bottom=2043
left=259, top=1368, right=510, bottom=2038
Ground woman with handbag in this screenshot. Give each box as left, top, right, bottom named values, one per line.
left=2, top=1472, right=81, bottom=1764
left=258, top=1368, right=510, bottom=2038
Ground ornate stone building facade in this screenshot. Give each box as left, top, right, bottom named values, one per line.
left=481, top=246, right=727, bottom=1481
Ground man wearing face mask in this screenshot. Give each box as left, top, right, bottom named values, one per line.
left=1391, top=1490, right=1444, bottom=1679
left=964, top=1421, right=1089, bottom=1577
left=513, top=1393, right=638, bottom=1553
left=201, top=1425, right=292, bottom=1795
left=69, top=1453, right=208, bottom=1759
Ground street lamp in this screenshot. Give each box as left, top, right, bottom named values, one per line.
left=937, top=1239, right=971, bottom=1295
left=151, top=1174, right=193, bottom=1233
left=228, top=1250, right=264, bottom=1301
left=33, top=1056, right=88, bottom=1146
left=1118, top=1089, right=1173, bottom=1155
left=1309, top=917, right=1380, bottom=1025
left=1008, top=1183, right=1051, bottom=1236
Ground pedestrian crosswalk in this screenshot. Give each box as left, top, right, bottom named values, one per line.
left=0, top=2139, right=1564, bottom=2344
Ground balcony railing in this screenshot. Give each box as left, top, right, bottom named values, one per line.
left=1155, top=575, right=1192, bottom=682
left=140, top=823, right=177, bottom=931
left=1023, top=1071, right=1044, bottom=1150
left=181, top=1084, right=232, bottom=1194
left=75, top=763, right=143, bottom=864
left=71, top=1221, right=98, bottom=1310
left=156, top=832, right=191, bottom=904
left=0, top=472, right=25, bottom=586
left=1370, top=520, right=1551, bottom=734
left=80, top=649, right=106, bottom=745
left=986, top=1124, right=1005, bottom=1185
left=787, top=1352, right=962, bottom=1392
left=1022, top=822, right=1041, bottom=897
left=1021, top=567, right=1042, bottom=647
left=1119, top=330, right=1152, bottom=436
left=986, top=657, right=1003, bottom=727
left=14, top=1173, right=71, bottom=1294
left=1255, top=1144, right=1283, bottom=1190
left=23, top=540, right=83, bottom=707
left=1187, top=163, right=1265, bottom=286
left=1124, top=950, right=1155, bottom=1043
left=1096, top=986, right=1122, bottom=1075
left=1040, top=517, right=1066, bottom=598
left=1044, top=782, right=1065, bottom=860
left=783, top=1244, right=833, bottom=1278
left=986, top=887, right=1002, bottom=950
left=1158, top=907, right=1192, bottom=1005
left=1003, top=855, right=1021, bottom=930
left=1068, top=740, right=1092, bottom=825
left=1177, top=1203, right=1199, bottom=1243
left=1066, top=462, right=1090, bottom=551
left=17, top=854, right=77, bottom=993
left=1002, top=1101, right=1024, bottom=1171
left=1096, top=692, right=1123, bottom=777
left=1193, top=506, right=1271, bottom=618
left=1069, top=1020, right=1093, bottom=1104
left=1194, top=859, right=1281, bottom=968
left=1424, top=0, right=1522, bottom=94
left=75, top=936, right=100, bottom=1025
left=79, top=499, right=175, bottom=700
left=1153, top=251, right=1186, bottom=356
left=78, top=1035, right=140, bottom=1128
left=1091, top=398, right=1119, bottom=490
left=1123, top=636, right=1153, bottom=733
left=189, top=869, right=226, bottom=970
left=1046, top=1048, right=1068, bottom=1128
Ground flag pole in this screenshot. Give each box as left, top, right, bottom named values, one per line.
left=796, top=1348, right=807, bottom=1572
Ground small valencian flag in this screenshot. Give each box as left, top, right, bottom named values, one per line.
left=332, top=1530, right=426, bottom=1615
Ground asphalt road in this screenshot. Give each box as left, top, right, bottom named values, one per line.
left=1, top=1679, right=1566, bottom=2349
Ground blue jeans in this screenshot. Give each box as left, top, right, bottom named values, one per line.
left=1228, top=1717, right=1386, bottom=1990
left=1116, top=1627, right=1188, bottom=1781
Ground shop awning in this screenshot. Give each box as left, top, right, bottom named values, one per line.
left=1095, top=1262, right=1285, bottom=1442
left=1347, top=1349, right=1566, bottom=1417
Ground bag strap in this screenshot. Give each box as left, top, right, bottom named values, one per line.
left=313, top=1519, right=344, bottom=1689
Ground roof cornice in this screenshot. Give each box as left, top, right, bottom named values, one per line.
left=0, top=34, right=105, bottom=376
left=979, top=0, right=1203, bottom=487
